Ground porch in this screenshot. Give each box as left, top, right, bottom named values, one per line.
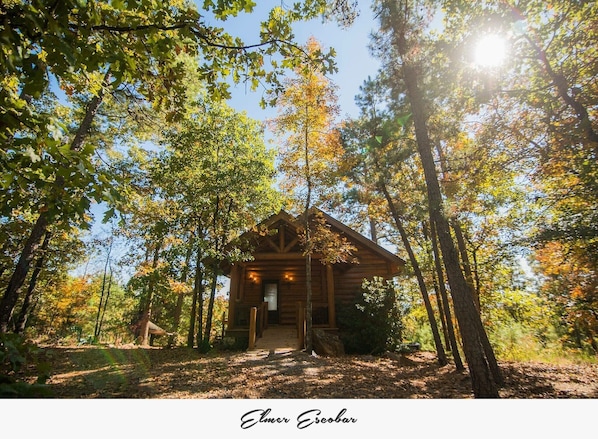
left=225, top=301, right=319, bottom=351
left=249, top=325, right=299, bottom=354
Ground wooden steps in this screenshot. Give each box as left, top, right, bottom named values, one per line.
left=250, top=325, right=299, bottom=354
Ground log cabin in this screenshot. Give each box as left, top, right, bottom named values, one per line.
left=221, top=209, right=405, bottom=348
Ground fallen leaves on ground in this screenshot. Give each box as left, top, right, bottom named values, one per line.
left=21, top=345, right=598, bottom=399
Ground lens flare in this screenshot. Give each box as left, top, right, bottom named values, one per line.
left=474, top=34, right=507, bottom=67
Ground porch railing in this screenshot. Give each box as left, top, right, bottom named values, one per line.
left=247, top=302, right=268, bottom=350
left=235, top=301, right=327, bottom=350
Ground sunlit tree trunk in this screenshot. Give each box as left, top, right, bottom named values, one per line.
left=431, top=267, right=451, bottom=351
left=0, top=74, right=109, bottom=333
left=169, top=240, right=193, bottom=348
left=430, top=220, right=464, bottom=371
left=140, top=241, right=162, bottom=346
left=94, top=238, right=113, bottom=341
left=403, top=60, right=499, bottom=397
left=379, top=0, right=500, bottom=396
left=97, top=266, right=113, bottom=341
left=452, top=223, right=503, bottom=383
left=380, top=182, right=447, bottom=366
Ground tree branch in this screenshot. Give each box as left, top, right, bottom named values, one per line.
left=524, top=33, right=598, bottom=155
left=72, top=20, right=304, bottom=54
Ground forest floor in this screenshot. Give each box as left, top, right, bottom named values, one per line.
left=17, top=344, right=598, bottom=398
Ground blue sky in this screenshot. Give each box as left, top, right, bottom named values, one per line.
left=217, top=1, right=380, bottom=121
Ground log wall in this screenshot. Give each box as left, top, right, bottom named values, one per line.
left=232, top=242, right=396, bottom=327
left=240, top=260, right=325, bottom=326
left=333, top=242, right=396, bottom=305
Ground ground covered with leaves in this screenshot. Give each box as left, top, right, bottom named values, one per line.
left=13, top=344, right=597, bottom=399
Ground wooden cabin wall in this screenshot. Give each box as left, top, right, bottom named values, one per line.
left=333, top=243, right=396, bottom=305
left=240, top=260, right=325, bottom=326
left=231, top=243, right=398, bottom=327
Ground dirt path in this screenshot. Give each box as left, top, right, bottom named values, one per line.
left=21, top=345, right=598, bottom=399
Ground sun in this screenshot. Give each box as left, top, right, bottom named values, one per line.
left=474, top=34, right=507, bottom=67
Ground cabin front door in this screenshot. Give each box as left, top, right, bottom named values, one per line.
left=263, top=281, right=279, bottom=324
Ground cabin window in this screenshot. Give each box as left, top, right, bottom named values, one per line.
left=263, top=281, right=280, bottom=324
left=263, top=282, right=278, bottom=311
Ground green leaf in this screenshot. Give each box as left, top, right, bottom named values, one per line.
left=396, top=114, right=411, bottom=127
left=102, top=207, right=116, bottom=223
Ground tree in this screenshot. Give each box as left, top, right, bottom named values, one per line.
left=535, top=241, right=598, bottom=354
left=339, top=77, right=449, bottom=366
left=372, top=0, right=501, bottom=397
left=270, top=37, right=346, bottom=353
left=93, top=235, right=113, bottom=342
left=123, top=195, right=173, bottom=346
left=14, top=232, right=51, bottom=335
left=156, top=98, right=281, bottom=349
left=0, top=0, right=341, bottom=333
left=440, top=0, right=598, bottom=353
left=0, top=79, right=113, bottom=332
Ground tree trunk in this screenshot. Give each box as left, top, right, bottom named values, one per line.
left=168, top=291, right=185, bottom=348
left=168, top=241, right=193, bottom=348
left=305, top=251, right=313, bottom=353
left=14, top=232, right=51, bottom=334
left=139, top=241, right=162, bottom=346
left=0, top=214, right=48, bottom=333
left=432, top=120, right=499, bottom=379
left=369, top=214, right=378, bottom=243
left=431, top=265, right=450, bottom=351
left=380, top=182, right=447, bottom=365
left=451, top=224, right=503, bottom=384
left=0, top=74, right=109, bottom=333
left=303, top=199, right=313, bottom=353
left=94, top=239, right=113, bottom=341
left=187, top=283, right=198, bottom=348
left=401, top=57, right=499, bottom=397
left=196, top=273, right=204, bottom=347
left=430, top=220, right=465, bottom=371
left=203, top=198, right=233, bottom=348
left=188, top=242, right=203, bottom=348
left=97, top=266, right=113, bottom=341
left=471, top=245, right=481, bottom=305
left=452, top=221, right=479, bottom=311
left=203, top=263, right=219, bottom=345
left=303, top=99, right=314, bottom=354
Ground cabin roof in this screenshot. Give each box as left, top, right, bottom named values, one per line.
left=223, top=208, right=405, bottom=275
left=311, top=208, right=405, bottom=268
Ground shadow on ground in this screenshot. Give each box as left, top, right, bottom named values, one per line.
left=24, top=346, right=598, bottom=399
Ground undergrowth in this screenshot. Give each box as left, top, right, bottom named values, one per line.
left=0, top=333, right=52, bottom=397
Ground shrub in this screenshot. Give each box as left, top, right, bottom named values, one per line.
left=217, top=336, right=248, bottom=351
left=337, top=277, right=409, bottom=354
left=197, top=338, right=212, bottom=354
left=0, top=333, right=52, bottom=397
